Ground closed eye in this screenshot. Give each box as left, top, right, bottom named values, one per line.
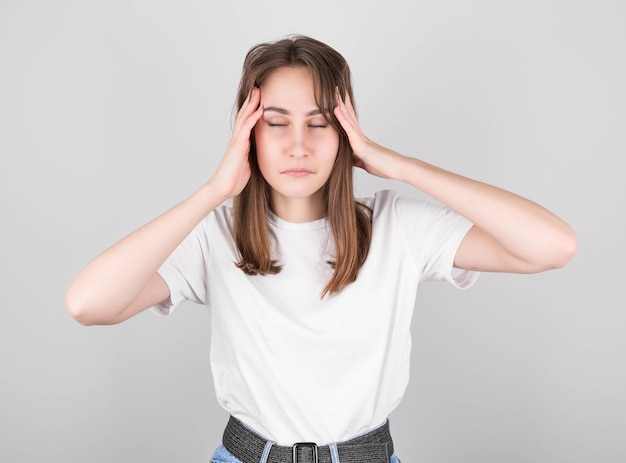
left=309, top=124, right=328, bottom=128
left=266, top=122, right=287, bottom=127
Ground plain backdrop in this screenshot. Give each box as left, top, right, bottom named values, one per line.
left=1, top=1, right=624, bottom=462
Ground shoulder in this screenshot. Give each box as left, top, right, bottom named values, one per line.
left=356, top=189, right=398, bottom=211
left=192, top=199, right=235, bottom=239
left=357, top=189, right=433, bottom=218
left=211, top=198, right=234, bottom=221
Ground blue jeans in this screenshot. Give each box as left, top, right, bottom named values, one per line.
left=210, top=443, right=402, bottom=463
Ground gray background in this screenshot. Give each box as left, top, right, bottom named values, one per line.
left=1, top=1, right=624, bottom=462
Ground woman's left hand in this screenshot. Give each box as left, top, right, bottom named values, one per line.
left=334, top=88, right=404, bottom=180
left=333, top=89, right=577, bottom=273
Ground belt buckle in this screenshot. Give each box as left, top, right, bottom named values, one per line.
left=292, top=442, right=318, bottom=463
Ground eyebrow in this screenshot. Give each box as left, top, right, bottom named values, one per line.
left=264, top=106, right=324, bottom=117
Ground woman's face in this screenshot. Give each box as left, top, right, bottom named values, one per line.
left=254, top=66, right=339, bottom=221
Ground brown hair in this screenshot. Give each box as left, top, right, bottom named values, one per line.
left=233, top=35, right=372, bottom=297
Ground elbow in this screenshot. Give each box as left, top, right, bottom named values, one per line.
left=65, top=287, right=96, bottom=326
left=65, top=285, right=118, bottom=326
left=545, top=227, right=578, bottom=270
left=66, top=286, right=128, bottom=326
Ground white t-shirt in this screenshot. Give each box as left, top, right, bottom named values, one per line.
left=152, top=189, right=479, bottom=445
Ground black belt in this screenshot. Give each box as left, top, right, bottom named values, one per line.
left=222, top=416, right=395, bottom=463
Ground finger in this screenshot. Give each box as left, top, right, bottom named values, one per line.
left=335, top=87, right=359, bottom=129
left=244, top=86, right=259, bottom=106
left=334, top=96, right=360, bottom=139
left=335, top=87, right=347, bottom=115
left=342, top=91, right=358, bottom=121
left=334, top=88, right=350, bottom=123
left=235, top=88, right=260, bottom=122
left=334, top=106, right=358, bottom=140
left=234, top=88, right=262, bottom=133
left=242, top=103, right=264, bottom=133
left=335, top=87, right=349, bottom=111
left=243, top=88, right=261, bottom=118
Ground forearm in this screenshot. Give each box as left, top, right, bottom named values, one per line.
left=334, top=92, right=576, bottom=271
left=66, top=181, right=226, bottom=321
left=395, top=153, right=577, bottom=268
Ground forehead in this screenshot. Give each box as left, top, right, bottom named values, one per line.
left=260, top=67, right=318, bottom=110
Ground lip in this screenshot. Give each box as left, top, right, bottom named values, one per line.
left=282, top=168, right=314, bottom=177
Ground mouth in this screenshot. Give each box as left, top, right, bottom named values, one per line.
left=282, top=168, right=314, bottom=177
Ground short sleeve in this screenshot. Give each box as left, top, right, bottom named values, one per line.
left=392, top=192, right=479, bottom=289
left=150, top=217, right=211, bottom=316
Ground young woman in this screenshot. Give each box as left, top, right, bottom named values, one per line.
left=66, top=35, right=577, bottom=463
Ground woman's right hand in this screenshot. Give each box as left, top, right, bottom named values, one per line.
left=210, top=87, right=264, bottom=199
left=66, top=88, right=264, bottom=326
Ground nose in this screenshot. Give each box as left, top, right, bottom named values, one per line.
left=289, top=126, right=308, bottom=157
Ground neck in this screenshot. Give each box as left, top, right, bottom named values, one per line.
left=270, top=190, right=325, bottom=223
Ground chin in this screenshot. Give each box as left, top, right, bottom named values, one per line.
left=272, top=184, right=326, bottom=201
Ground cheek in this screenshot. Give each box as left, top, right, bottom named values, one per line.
left=320, top=133, right=340, bottom=163
left=253, top=126, right=269, bottom=162
left=254, top=125, right=280, bottom=155
left=253, top=127, right=280, bottom=180
left=253, top=125, right=264, bottom=149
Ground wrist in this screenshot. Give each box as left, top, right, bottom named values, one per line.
left=394, top=154, right=428, bottom=184
left=382, top=149, right=410, bottom=182
left=196, top=180, right=230, bottom=211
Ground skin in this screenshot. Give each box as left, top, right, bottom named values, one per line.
left=254, top=67, right=339, bottom=223
left=65, top=65, right=577, bottom=326
left=333, top=88, right=578, bottom=272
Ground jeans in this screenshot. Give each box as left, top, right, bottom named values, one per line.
left=210, top=443, right=402, bottom=463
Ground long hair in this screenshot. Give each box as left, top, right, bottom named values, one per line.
left=233, top=35, right=372, bottom=297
